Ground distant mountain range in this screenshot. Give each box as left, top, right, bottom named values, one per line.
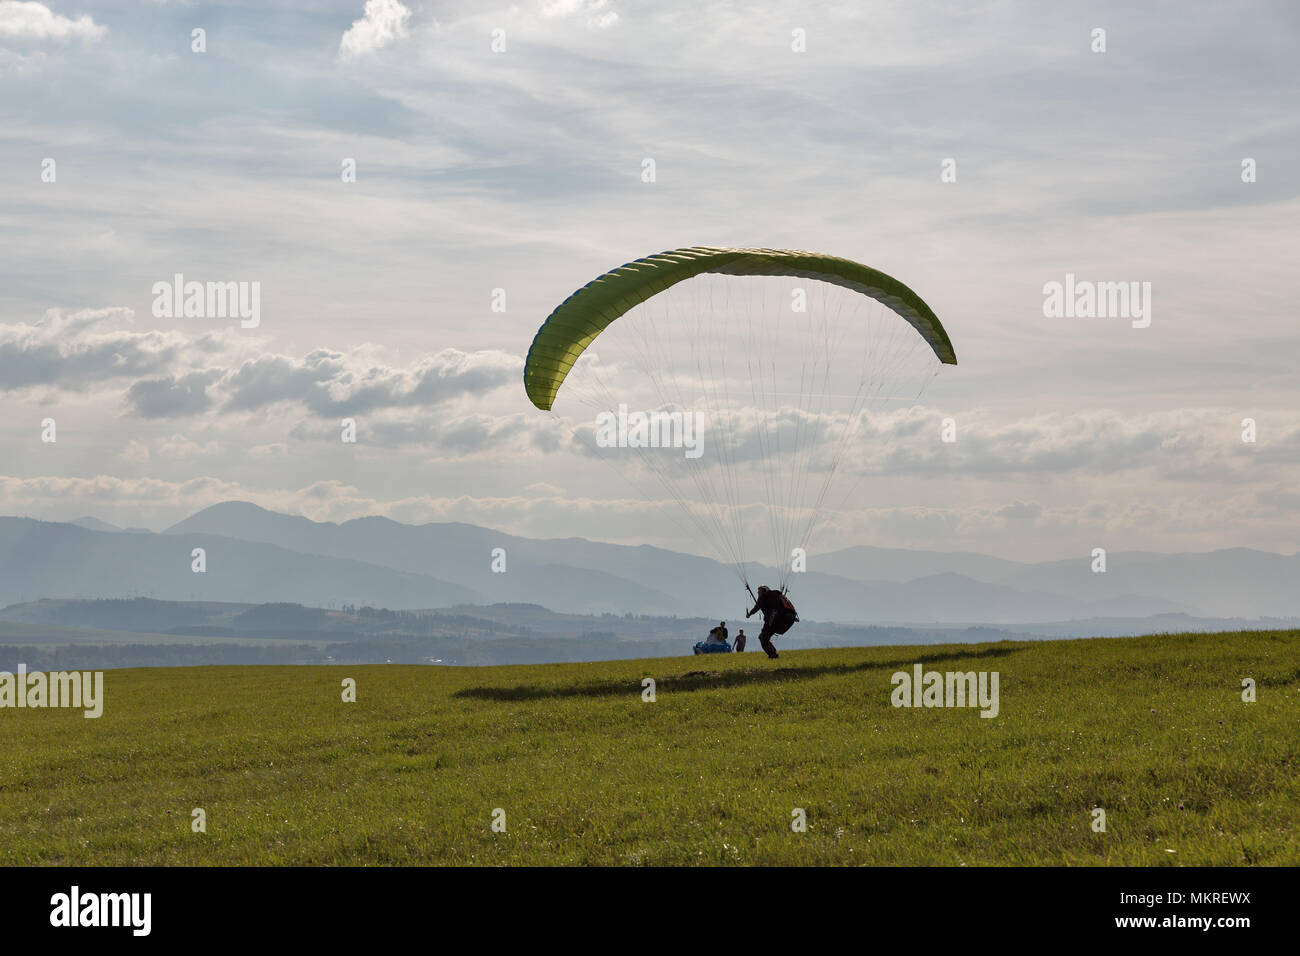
left=1, top=501, right=1297, bottom=623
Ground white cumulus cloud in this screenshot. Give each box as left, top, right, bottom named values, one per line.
left=338, top=0, right=411, bottom=60
left=541, top=0, right=618, bottom=28
left=0, top=1, right=105, bottom=41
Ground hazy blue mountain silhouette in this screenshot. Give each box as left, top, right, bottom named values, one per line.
left=0, top=517, right=477, bottom=610
left=3, top=503, right=1294, bottom=621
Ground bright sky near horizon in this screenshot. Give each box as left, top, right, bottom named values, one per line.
left=1, top=0, right=1297, bottom=563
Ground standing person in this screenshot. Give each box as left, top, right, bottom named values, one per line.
left=745, top=585, right=799, bottom=659
left=734, top=628, right=747, bottom=652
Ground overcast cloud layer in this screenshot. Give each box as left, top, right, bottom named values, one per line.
left=1, top=1, right=1297, bottom=562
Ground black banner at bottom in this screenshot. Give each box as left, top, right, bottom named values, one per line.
left=0, top=865, right=1280, bottom=943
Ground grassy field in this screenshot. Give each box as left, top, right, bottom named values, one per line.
left=1, top=630, right=1297, bottom=865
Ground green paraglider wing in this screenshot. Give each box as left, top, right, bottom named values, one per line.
left=523, top=246, right=957, bottom=411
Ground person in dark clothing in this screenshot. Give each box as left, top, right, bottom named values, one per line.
left=734, top=628, right=747, bottom=652
left=745, top=585, right=798, bottom=659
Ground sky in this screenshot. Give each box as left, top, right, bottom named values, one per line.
left=0, top=0, right=1297, bottom=565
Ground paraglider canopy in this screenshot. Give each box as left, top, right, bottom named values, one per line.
left=523, top=246, right=956, bottom=594
left=524, top=247, right=955, bottom=411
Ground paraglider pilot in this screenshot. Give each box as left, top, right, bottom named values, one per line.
left=746, top=586, right=798, bottom=659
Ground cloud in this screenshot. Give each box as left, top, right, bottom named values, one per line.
left=339, top=0, right=411, bottom=60
left=125, top=371, right=219, bottom=418
left=0, top=46, right=45, bottom=71
left=849, top=407, right=1281, bottom=481
left=523, top=481, right=565, bottom=496
left=0, top=473, right=251, bottom=510
left=122, top=347, right=519, bottom=419
left=0, top=310, right=520, bottom=421
left=995, top=499, right=1043, bottom=521
left=157, top=433, right=221, bottom=458
left=540, top=0, right=618, bottom=28
left=219, top=348, right=520, bottom=417
left=116, top=433, right=220, bottom=461
left=546, top=402, right=1291, bottom=491
left=0, top=309, right=184, bottom=391
left=2, top=471, right=1289, bottom=563
left=248, top=443, right=289, bottom=459
left=286, top=408, right=560, bottom=457
left=0, top=1, right=105, bottom=42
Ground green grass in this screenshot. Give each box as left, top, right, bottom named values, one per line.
left=1, top=630, right=1297, bottom=865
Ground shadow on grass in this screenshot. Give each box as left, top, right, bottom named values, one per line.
left=453, top=644, right=1027, bottom=702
